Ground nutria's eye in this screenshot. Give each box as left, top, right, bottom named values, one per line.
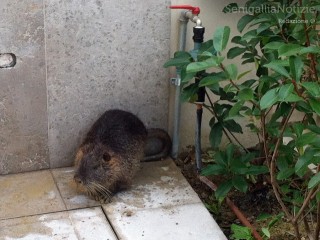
left=102, top=153, right=111, bottom=162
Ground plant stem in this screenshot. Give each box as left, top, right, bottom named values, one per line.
left=303, top=211, right=314, bottom=240
left=294, top=188, right=316, bottom=223
left=314, top=201, right=320, bottom=240
left=261, top=114, right=269, bottom=163
left=269, top=104, right=297, bottom=235
left=299, top=0, right=319, bottom=82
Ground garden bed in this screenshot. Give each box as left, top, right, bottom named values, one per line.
left=175, top=146, right=310, bottom=240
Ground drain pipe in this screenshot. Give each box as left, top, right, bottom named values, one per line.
left=169, top=5, right=202, bottom=159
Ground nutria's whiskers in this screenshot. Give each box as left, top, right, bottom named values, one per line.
left=91, top=182, right=112, bottom=198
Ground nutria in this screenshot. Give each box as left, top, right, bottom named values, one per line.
left=73, top=109, right=171, bottom=203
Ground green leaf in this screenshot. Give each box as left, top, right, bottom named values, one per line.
left=278, top=44, right=303, bottom=57
left=224, top=120, right=243, bottom=133
left=257, top=23, right=272, bottom=34
left=289, top=56, right=304, bottom=82
left=249, top=17, right=271, bottom=28
left=268, top=213, right=284, bottom=229
left=295, top=148, right=316, bottom=176
left=301, top=82, right=320, bottom=98
left=215, top=180, right=233, bottom=199
left=296, top=132, right=318, bottom=148
left=292, top=123, right=304, bottom=137
left=232, top=176, right=248, bottom=193
left=210, top=123, right=223, bottom=148
left=263, top=42, right=286, bottom=51
left=264, top=62, right=291, bottom=78
left=277, top=168, right=295, bottom=180
left=186, top=56, right=223, bottom=73
left=181, top=68, right=196, bottom=83
left=239, top=88, right=254, bottom=101
left=225, top=64, right=238, bottom=80
left=310, top=98, right=320, bottom=115
left=237, top=15, right=255, bottom=33
left=201, top=164, right=226, bottom=176
left=229, top=101, right=244, bottom=118
left=247, top=165, right=269, bottom=175
left=257, top=213, right=272, bottom=222
left=284, top=93, right=303, bottom=102
left=308, top=172, right=320, bottom=189
left=237, top=70, right=252, bottom=80
left=163, top=53, right=192, bottom=68
left=299, top=46, right=320, bottom=55
left=241, top=29, right=258, bottom=41
left=227, top=47, right=246, bottom=59
left=307, top=125, right=320, bottom=134
left=226, top=143, right=235, bottom=163
left=260, top=88, right=279, bottom=110
left=213, top=26, right=231, bottom=52
left=231, top=224, right=253, bottom=240
left=181, top=83, right=198, bottom=102
left=278, top=84, right=294, bottom=101
left=261, top=228, right=271, bottom=238
left=214, top=151, right=228, bottom=167
left=199, top=40, right=216, bottom=55
left=198, top=72, right=227, bottom=87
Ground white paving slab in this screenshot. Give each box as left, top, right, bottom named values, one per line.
left=104, top=159, right=202, bottom=212
left=51, top=168, right=100, bottom=210
left=52, top=159, right=201, bottom=211
left=1, top=158, right=227, bottom=240
left=103, top=203, right=227, bottom=240
left=0, top=207, right=118, bottom=240
left=0, top=170, right=65, bottom=220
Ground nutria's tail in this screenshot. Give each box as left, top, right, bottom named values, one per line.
left=142, top=128, right=172, bottom=162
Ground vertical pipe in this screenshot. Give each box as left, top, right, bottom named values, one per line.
left=171, top=13, right=188, bottom=159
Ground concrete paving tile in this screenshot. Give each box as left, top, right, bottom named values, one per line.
left=0, top=170, right=65, bottom=220
left=103, top=203, right=227, bottom=240
left=0, top=207, right=118, bottom=240
left=51, top=168, right=99, bottom=210
left=104, top=159, right=202, bottom=211
left=53, top=159, right=201, bottom=211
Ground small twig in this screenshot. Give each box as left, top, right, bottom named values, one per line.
left=315, top=202, right=320, bottom=240
left=303, top=210, right=314, bottom=240
left=261, top=114, right=269, bottom=164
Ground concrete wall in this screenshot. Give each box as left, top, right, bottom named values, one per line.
left=0, top=0, right=170, bottom=174
left=169, top=0, right=258, bottom=151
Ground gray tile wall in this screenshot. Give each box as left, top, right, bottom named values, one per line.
left=0, top=0, right=170, bottom=173
left=0, top=1, right=49, bottom=174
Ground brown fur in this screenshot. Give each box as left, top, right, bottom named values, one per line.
left=73, top=109, right=147, bottom=203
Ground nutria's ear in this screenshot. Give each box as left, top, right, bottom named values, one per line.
left=102, top=152, right=111, bottom=162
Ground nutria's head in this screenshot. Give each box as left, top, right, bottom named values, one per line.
left=73, top=144, right=122, bottom=202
